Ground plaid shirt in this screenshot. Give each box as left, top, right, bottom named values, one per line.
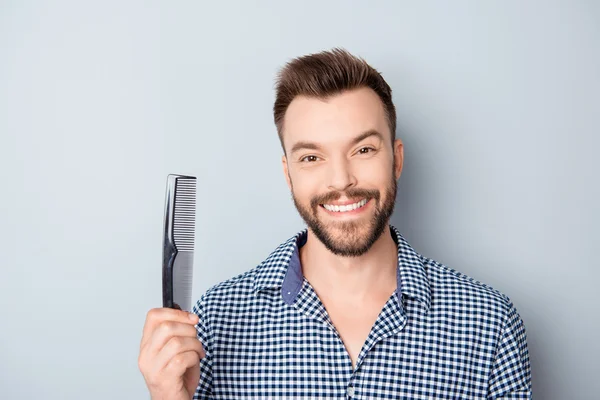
left=192, top=226, right=532, bottom=399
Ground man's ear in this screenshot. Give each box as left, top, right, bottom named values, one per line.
left=393, top=138, right=404, bottom=180
left=282, top=155, right=292, bottom=190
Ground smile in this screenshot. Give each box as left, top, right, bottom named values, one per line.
left=321, top=198, right=368, bottom=213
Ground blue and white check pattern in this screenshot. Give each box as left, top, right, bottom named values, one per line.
left=192, top=226, right=532, bottom=399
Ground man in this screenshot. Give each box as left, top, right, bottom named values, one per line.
left=139, top=48, right=532, bottom=399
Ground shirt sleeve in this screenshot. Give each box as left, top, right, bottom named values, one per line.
left=192, top=293, right=214, bottom=399
left=487, top=297, right=533, bottom=399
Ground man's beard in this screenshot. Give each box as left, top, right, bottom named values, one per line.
left=291, top=173, right=397, bottom=257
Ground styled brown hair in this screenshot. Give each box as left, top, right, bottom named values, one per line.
left=273, top=47, right=397, bottom=153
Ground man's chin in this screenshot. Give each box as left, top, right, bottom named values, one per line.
left=312, top=223, right=377, bottom=255
left=318, top=218, right=368, bottom=235
left=322, top=237, right=374, bottom=257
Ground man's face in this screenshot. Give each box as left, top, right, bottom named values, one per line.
left=282, top=87, right=404, bottom=257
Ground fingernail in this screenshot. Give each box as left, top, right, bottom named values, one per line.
left=189, top=313, right=199, bottom=322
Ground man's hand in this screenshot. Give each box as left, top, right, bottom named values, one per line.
left=138, top=308, right=205, bottom=400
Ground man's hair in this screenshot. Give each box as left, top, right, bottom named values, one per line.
left=273, top=47, right=397, bottom=153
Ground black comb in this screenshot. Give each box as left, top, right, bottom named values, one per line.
left=162, top=174, right=196, bottom=312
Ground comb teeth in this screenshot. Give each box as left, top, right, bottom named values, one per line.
left=173, top=177, right=196, bottom=252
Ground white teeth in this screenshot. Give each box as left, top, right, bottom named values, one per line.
left=323, top=198, right=368, bottom=212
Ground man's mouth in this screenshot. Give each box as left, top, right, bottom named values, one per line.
left=320, top=198, right=368, bottom=213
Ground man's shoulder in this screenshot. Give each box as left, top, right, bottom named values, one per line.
left=194, top=265, right=261, bottom=308
left=421, top=255, right=515, bottom=314
left=193, top=232, right=298, bottom=311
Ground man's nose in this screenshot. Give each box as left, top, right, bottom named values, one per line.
left=327, top=158, right=357, bottom=192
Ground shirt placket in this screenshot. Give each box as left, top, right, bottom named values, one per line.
left=350, top=293, right=408, bottom=399
left=292, top=278, right=353, bottom=394
left=293, top=279, right=408, bottom=399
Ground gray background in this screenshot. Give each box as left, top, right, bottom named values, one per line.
left=1, top=1, right=598, bottom=399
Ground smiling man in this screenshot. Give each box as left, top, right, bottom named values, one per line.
left=139, top=48, right=532, bottom=399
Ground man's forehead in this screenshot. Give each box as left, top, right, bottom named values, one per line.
left=283, top=87, right=389, bottom=148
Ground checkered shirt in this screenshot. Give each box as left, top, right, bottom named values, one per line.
left=192, top=226, right=532, bottom=399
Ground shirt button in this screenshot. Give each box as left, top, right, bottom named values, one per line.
left=346, top=386, right=355, bottom=397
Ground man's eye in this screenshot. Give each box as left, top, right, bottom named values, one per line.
left=300, top=155, right=319, bottom=162
left=358, top=147, right=375, bottom=154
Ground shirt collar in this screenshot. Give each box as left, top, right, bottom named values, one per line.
left=252, top=225, right=431, bottom=313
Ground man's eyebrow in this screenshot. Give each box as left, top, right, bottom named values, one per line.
left=352, top=129, right=384, bottom=145
left=290, top=141, right=321, bottom=154
left=289, top=129, right=384, bottom=154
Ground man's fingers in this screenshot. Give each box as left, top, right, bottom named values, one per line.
left=165, top=350, right=201, bottom=376
left=146, top=320, right=199, bottom=357
left=141, top=308, right=199, bottom=349
left=154, top=336, right=206, bottom=374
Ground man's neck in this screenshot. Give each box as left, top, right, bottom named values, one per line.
left=299, top=227, right=398, bottom=303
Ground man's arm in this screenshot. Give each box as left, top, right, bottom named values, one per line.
left=487, top=296, right=533, bottom=399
